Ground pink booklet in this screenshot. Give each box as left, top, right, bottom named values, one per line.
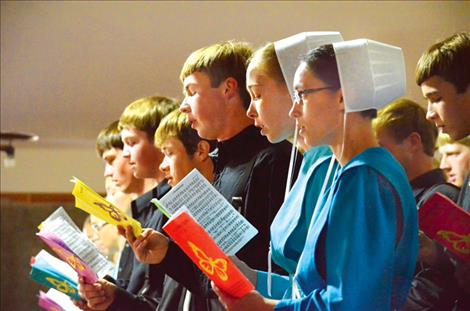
left=37, top=231, right=98, bottom=283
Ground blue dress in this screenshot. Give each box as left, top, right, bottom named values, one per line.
left=258, top=147, right=418, bottom=310
left=270, top=145, right=333, bottom=275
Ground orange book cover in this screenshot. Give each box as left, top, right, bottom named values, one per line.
left=163, top=211, right=255, bottom=298
left=419, top=192, right=470, bottom=262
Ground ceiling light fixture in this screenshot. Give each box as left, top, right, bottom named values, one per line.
left=1, top=131, right=39, bottom=167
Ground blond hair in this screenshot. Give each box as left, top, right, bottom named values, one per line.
left=118, top=96, right=180, bottom=140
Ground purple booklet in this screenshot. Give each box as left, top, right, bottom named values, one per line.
left=38, top=289, right=80, bottom=311
left=37, top=231, right=98, bottom=284
left=38, top=290, right=65, bottom=311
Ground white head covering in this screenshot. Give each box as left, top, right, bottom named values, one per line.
left=274, top=32, right=344, bottom=103
left=332, top=39, right=406, bottom=113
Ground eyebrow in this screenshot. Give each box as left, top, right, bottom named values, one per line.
left=247, top=84, right=261, bottom=90
left=423, top=90, right=439, bottom=98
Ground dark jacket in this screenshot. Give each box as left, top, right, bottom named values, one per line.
left=155, top=125, right=301, bottom=311
left=106, top=181, right=170, bottom=311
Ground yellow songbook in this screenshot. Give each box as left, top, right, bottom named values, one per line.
left=71, top=177, right=142, bottom=237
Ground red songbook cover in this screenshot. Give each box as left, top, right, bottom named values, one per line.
left=419, top=192, right=470, bottom=262
left=163, top=211, right=254, bottom=298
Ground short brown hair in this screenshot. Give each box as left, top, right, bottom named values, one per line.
left=180, top=41, right=253, bottom=109
left=96, top=120, right=123, bottom=157
left=416, top=32, right=470, bottom=92
left=118, top=95, right=180, bottom=140
left=374, top=98, right=438, bottom=156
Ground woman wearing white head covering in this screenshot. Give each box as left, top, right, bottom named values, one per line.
left=214, top=40, right=418, bottom=310
left=245, top=32, right=341, bottom=294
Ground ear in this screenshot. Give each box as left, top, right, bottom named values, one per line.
left=194, top=140, right=211, bottom=162
left=222, top=77, right=239, bottom=99
left=405, top=132, right=423, bottom=153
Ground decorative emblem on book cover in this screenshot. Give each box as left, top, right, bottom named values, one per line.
left=45, top=277, right=77, bottom=296
left=51, top=247, right=86, bottom=271
left=188, top=241, right=228, bottom=281
left=437, top=230, right=470, bottom=255
left=93, top=201, right=127, bottom=222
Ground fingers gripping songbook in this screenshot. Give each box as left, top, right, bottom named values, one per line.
left=152, top=169, right=258, bottom=256
left=163, top=209, right=255, bottom=298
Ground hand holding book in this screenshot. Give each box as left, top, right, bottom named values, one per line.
left=120, top=226, right=169, bottom=265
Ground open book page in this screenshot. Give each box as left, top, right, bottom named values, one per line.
left=71, top=177, right=142, bottom=237
left=153, top=169, right=257, bottom=255
left=38, top=289, right=81, bottom=311
left=419, top=192, right=470, bottom=262
left=40, top=207, right=115, bottom=280
left=163, top=210, right=254, bottom=298
left=30, top=250, right=80, bottom=301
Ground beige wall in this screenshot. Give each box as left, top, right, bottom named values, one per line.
left=1, top=147, right=104, bottom=193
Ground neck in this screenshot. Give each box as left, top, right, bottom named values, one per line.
left=330, top=113, right=378, bottom=166
left=217, top=101, right=253, bottom=142
left=406, top=154, right=435, bottom=181
left=197, top=158, right=215, bottom=184
left=141, top=178, right=159, bottom=193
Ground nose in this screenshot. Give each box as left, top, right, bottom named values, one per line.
left=104, top=163, right=113, bottom=177
left=122, top=145, right=131, bottom=158
left=289, top=100, right=301, bottom=119
left=440, top=154, right=450, bottom=170
left=246, top=101, right=258, bottom=120
left=180, top=98, right=191, bottom=113
left=426, top=102, right=436, bottom=122
left=159, top=157, right=170, bottom=173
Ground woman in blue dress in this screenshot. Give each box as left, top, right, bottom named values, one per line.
left=214, top=40, right=418, bottom=310
left=244, top=32, right=342, bottom=288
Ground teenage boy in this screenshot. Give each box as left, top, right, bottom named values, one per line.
left=416, top=32, right=470, bottom=309
left=416, top=32, right=470, bottom=210
left=78, top=96, right=179, bottom=311
left=85, top=120, right=154, bottom=265
left=125, top=41, right=299, bottom=310
left=154, top=109, right=216, bottom=310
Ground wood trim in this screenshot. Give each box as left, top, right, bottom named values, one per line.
left=0, top=192, right=102, bottom=204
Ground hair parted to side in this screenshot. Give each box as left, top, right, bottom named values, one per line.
left=302, top=44, right=376, bottom=119
left=249, top=43, right=285, bottom=85
left=96, top=120, right=124, bottom=157
left=154, top=109, right=216, bottom=155
left=416, top=32, right=470, bottom=92
left=437, top=133, right=470, bottom=148
left=118, top=95, right=180, bottom=140
left=374, top=98, right=438, bottom=156
left=179, top=41, right=253, bottom=109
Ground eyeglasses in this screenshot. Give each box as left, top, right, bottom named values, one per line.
left=292, top=86, right=336, bottom=104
